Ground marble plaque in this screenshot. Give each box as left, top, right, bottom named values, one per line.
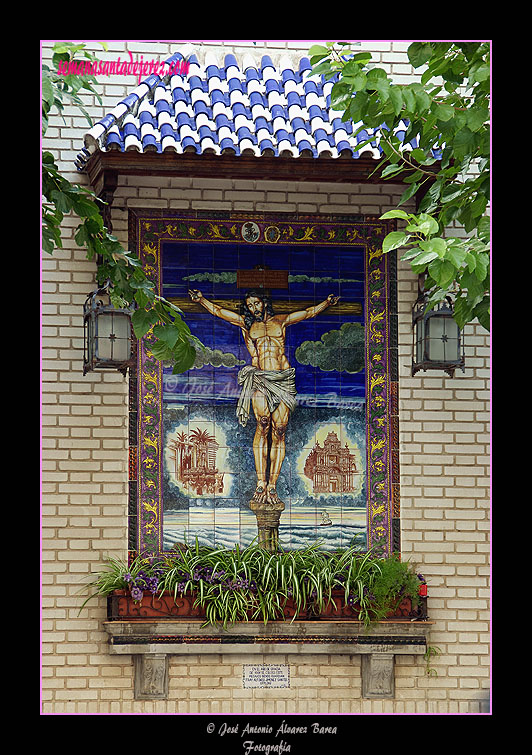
left=242, top=664, right=291, bottom=689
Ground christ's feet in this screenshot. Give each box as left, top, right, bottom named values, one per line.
left=266, top=486, right=282, bottom=505
left=251, top=484, right=267, bottom=504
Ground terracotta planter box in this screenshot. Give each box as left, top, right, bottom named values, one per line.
left=107, top=589, right=427, bottom=622
left=303, top=592, right=426, bottom=621
left=107, top=590, right=206, bottom=620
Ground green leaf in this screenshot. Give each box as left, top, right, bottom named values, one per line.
left=74, top=224, right=89, bottom=247
left=131, top=308, right=159, bottom=339
left=84, top=215, right=104, bottom=235
left=408, top=42, right=433, bottom=69
left=308, top=44, right=330, bottom=60
left=473, top=252, right=489, bottom=281
left=343, top=71, right=367, bottom=91
left=418, top=237, right=447, bottom=258
left=411, top=249, right=440, bottom=266
left=444, top=243, right=468, bottom=268
left=399, top=246, right=425, bottom=262
left=459, top=269, right=485, bottom=306
left=372, top=77, right=390, bottom=101
left=470, top=62, right=490, bottom=83
left=351, top=52, right=372, bottom=65
left=382, top=231, right=411, bottom=253
left=152, top=323, right=182, bottom=350
left=477, top=216, right=490, bottom=242
left=418, top=180, right=442, bottom=213
left=453, top=127, right=475, bottom=161
left=472, top=296, right=490, bottom=331
left=397, top=182, right=420, bottom=206
left=389, top=86, right=403, bottom=116
left=171, top=339, right=197, bottom=374
left=380, top=209, right=411, bottom=221
left=464, top=252, right=477, bottom=273
left=134, top=290, right=150, bottom=309
left=71, top=196, right=101, bottom=218
left=414, top=88, right=431, bottom=113
left=381, top=164, right=405, bottom=178
left=309, top=60, right=334, bottom=77
left=409, top=213, right=440, bottom=237
left=403, top=169, right=425, bottom=184
left=42, top=227, right=59, bottom=253
left=427, top=258, right=456, bottom=288
left=467, top=105, right=489, bottom=132
left=401, top=86, right=416, bottom=112
left=42, top=76, right=55, bottom=108
left=150, top=339, right=175, bottom=361
left=409, top=147, right=428, bottom=164
left=50, top=189, right=72, bottom=214
left=434, top=102, right=454, bottom=121
left=347, top=90, right=369, bottom=122
left=453, top=295, right=474, bottom=329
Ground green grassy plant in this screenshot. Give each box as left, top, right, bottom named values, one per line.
left=80, top=540, right=425, bottom=628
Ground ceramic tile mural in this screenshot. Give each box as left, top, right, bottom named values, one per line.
left=130, top=211, right=399, bottom=558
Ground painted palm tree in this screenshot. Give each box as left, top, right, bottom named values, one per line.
left=174, top=431, right=189, bottom=476
left=189, top=428, right=218, bottom=470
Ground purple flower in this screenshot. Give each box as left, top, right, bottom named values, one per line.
left=130, top=586, right=143, bottom=602
left=124, top=573, right=132, bottom=583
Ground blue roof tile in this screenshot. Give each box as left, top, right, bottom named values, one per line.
left=76, top=46, right=442, bottom=170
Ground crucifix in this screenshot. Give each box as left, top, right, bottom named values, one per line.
left=187, top=266, right=342, bottom=551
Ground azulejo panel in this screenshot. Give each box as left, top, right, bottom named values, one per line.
left=131, top=211, right=397, bottom=558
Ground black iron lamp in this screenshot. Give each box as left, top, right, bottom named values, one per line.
left=412, top=285, right=465, bottom=378
left=83, top=281, right=136, bottom=376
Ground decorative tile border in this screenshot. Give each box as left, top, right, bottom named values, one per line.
left=129, top=210, right=398, bottom=559
left=110, top=634, right=427, bottom=646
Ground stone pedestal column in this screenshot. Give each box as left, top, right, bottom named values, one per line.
left=249, top=498, right=285, bottom=552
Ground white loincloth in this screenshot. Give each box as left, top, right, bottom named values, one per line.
left=236, top=366, right=297, bottom=427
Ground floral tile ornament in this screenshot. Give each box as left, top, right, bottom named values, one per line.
left=129, top=210, right=399, bottom=559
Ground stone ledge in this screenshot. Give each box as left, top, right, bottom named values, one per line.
left=104, top=619, right=430, bottom=655
left=103, top=619, right=432, bottom=700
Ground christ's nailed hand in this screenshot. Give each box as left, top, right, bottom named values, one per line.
left=189, top=289, right=203, bottom=302
left=327, top=294, right=340, bottom=305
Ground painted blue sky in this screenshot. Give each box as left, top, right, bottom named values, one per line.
left=162, top=241, right=366, bottom=402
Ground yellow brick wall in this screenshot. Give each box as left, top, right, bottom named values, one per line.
left=41, top=40, right=490, bottom=715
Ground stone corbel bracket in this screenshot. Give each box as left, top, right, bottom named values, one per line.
left=103, top=619, right=432, bottom=700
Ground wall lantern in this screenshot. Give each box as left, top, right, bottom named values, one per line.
left=412, top=284, right=465, bottom=378
left=83, top=281, right=136, bottom=376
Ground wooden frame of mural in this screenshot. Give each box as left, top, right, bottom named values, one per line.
left=128, top=210, right=400, bottom=560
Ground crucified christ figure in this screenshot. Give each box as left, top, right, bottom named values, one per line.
left=189, top=288, right=339, bottom=508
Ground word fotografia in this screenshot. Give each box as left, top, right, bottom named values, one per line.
left=56, top=51, right=190, bottom=84
left=242, top=742, right=290, bottom=755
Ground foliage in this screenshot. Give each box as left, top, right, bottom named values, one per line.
left=424, top=644, right=442, bottom=676
left=41, top=41, right=202, bottom=374
left=308, top=41, right=490, bottom=331
left=369, top=553, right=423, bottom=620
left=77, top=553, right=161, bottom=613
left=80, top=541, right=425, bottom=629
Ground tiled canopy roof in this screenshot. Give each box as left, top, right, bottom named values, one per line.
left=75, top=46, right=430, bottom=172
